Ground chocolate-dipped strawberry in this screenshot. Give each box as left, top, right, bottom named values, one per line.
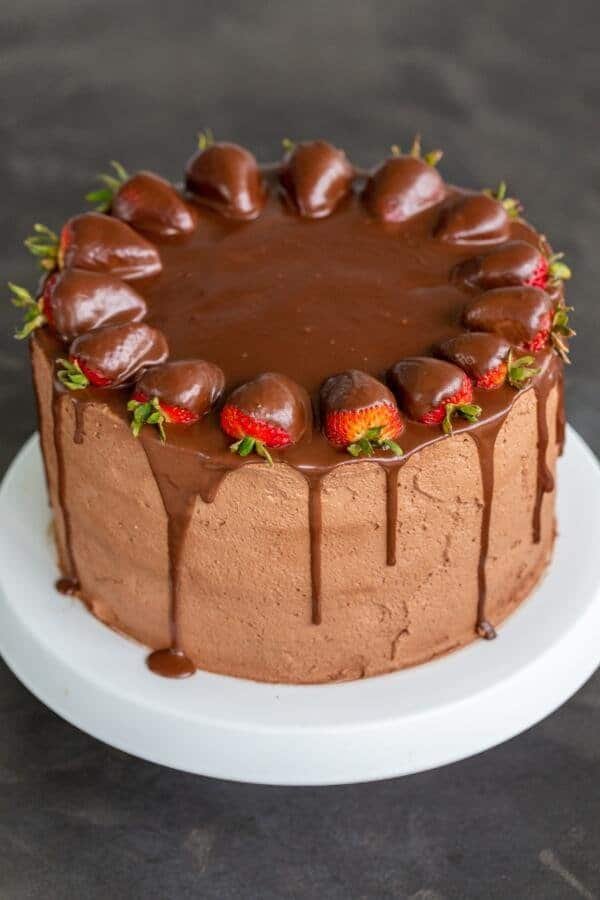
left=25, top=213, right=162, bottom=280
left=128, top=359, right=225, bottom=441
left=434, top=183, right=520, bottom=245
left=462, top=286, right=574, bottom=359
left=437, top=332, right=538, bottom=390
left=320, top=370, right=403, bottom=457
left=11, top=269, right=147, bottom=341
left=388, top=357, right=482, bottom=434
left=363, top=138, right=445, bottom=224
left=57, top=322, right=168, bottom=390
left=454, top=240, right=571, bottom=291
left=220, top=372, right=311, bottom=465
left=86, top=162, right=197, bottom=236
left=279, top=140, right=354, bottom=218
left=185, top=134, right=265, bottom=220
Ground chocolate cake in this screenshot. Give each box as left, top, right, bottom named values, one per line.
left=14, top=136, right=574, bottom=683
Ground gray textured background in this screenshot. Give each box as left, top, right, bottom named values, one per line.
left=1, top=1, right=599, bottom=898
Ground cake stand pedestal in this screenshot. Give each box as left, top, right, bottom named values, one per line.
left=1, top=430, right=599, bottom=786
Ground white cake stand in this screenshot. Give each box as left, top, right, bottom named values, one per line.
left=0, top=430, right=599, bottom=786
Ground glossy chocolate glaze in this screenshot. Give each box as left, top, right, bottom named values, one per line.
left=39, top=167, right=566, bottom=677
left=224, top=372, right=312, bottom=444
left=463, top=286, right=553, bottom=345
left=454, top=239, right=543, bottom=289
left=112, top=171, right=198, bottom=237
left=435, top=193, right=510, bottom=245
left=387, top=356, right=468, bottom=420
left=363, top=155, right=446, bottom=223
left=135, top=359, right=225, bottom=416
left=280, top=141, right=354, bottom=218
left=320, top=369, right=397, bottom=414
left=185, top=142, right=265, bottom=220
left=68, top=322, right=169, bottom=385
left=437, top=332, right=511, bottom=382
left=49, top=268, right=147, bottom=341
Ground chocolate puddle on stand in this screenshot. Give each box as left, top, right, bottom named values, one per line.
left=48, top=347, right=560, bottom=677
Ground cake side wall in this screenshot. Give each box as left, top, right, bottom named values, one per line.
left=33, top=346, right=557, bottom=683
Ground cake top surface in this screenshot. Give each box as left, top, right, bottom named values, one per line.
left=17, top=137, right=573, bottom=471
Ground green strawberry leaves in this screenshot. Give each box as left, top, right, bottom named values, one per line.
left=229, top=436, right=274, bottom=466
left=24, top=224, right=59, bottom=271
left=9, top=282, right=46, bottom=339
left=483, top=181, right=522, bottom=218
left=347, top=426, right=403, bottom=458
left=443, top=402, right=482, bottom=435
left=86, top=160, right=129, bottom=212
left=507, top=351, right=540, bottom=388
left=551, top=304, right=575, bottom=363
left=127, top=396, right=166, bottom=442
left=547, top=252, right=572, bottom=284
left=56, top=358, right=89, bottom=391
left=390, top=134, right=443, bottom=167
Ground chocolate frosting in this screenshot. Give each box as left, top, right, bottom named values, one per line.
left=225, top=372, right=312, bottom=444
left=320, top=369, right=396, bottom=414
left=61, top=212, right=162, bottom=280
left=388, top=356, right=468, bottom=421
left=49, top=268, right=147, bottom=341
left=135, top=359, right=225, bottom=415
left=437, top=332, right=512, bottom=381
left=112, top=171, right=198, bottom=236
left=280, top=141, right=354, bottom=218
left=454, top=239, right=542, bottom=289
left=185, top=142, right=265, bottom=220
left=434, top=193, right=510, bottom=245
left=69, top=322, right=169, bottom=385
left=363, top=156, right=446, bottom=223
left=463, top=286, right=553, bottom=345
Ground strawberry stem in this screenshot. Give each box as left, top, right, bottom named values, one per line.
left=127, top=396, right=166, bottom=442
left=507, top=351, right=540, bottom=388
left=86, top=161, right=129, bottom=212
left=9, top=282, right=46, bottom=339
left=281, top=138, right=295, bottom=153
left=56, top=358, right=89, bottom=391
left=347, top=426, right=403, bottom=458
left=443, top=402, right=482, bottom=435
left=390, top=136, right=442, bottom=167
left=24, top=224, right=59, bottom=271
left=230, top=436, right=274, bottom=466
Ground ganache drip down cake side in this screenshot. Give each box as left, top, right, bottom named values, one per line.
left=12, top=134, right=574, bottom=683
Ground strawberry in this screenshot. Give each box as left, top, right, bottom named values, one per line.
left=437, top=332, right=539, bottom=390
left=25, top=213, right=162, bottom=280
left=10, top=268, right=147, bottom=342
left=128, top=360, right=225, bottom=441
left=86, top=162, right=197, bottom=236
left=57, top=322, right=168, bottom=390
left=220, top=372, right=311, bottom=465
left=185, top=132, right=265, bottom=220
left=363, top=135, right=445, bottom=223
left=320, top=370, right=403, bottom=457
left=435, top=183, right=520, bottom=245
left=454, top=240, right=571, bottom=291
left=388, top=356, right=482, bottom=434
left=462, top=286, right=575, bottom=362
left=279, top=140, right=354, bottom=218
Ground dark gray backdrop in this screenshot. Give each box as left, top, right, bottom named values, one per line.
left=1, top=2, right=599, bottom=898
